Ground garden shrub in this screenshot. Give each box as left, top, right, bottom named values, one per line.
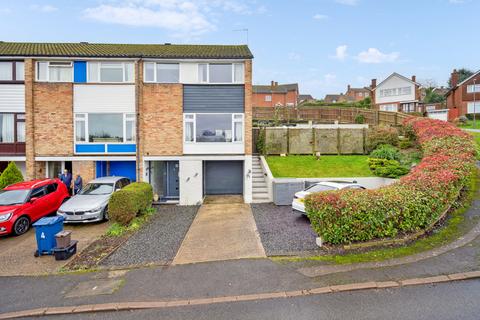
left=398, top=139, right=413, bottom=149
left=366, top=126, right=399, bottom=152
left=0, top=162, right=24, bottom=189
left=369, top=144, right=401, bottom=161
left=354, top=114, right=365, bottom=124
left=108, top=182, right=153, bottom=226
left=305, top=117, right=476, bottom=244
left=368, top=158, right=409, bottom=178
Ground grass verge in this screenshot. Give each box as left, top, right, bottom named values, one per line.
left=266, top=155, right=373, bottom=178
left=273, top=170, right=479, bottom=265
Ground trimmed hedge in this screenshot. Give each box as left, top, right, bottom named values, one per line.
left=0, top=162, right=24, bottom=189
left=366, top=126, right=399, bottom=152
left=108, top=182, right=153, bottom=226
left=305, top=118, right=476, bottom=244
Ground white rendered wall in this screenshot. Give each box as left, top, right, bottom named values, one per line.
left=375, top=75, right=415, bottom=104
left=243, top=155, right=252, bottom=203
left=179, top=159, right=204, bottom=205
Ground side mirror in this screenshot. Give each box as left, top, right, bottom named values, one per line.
left=30, top=197, right=38, bottom=203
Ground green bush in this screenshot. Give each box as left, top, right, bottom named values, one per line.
left=368, top=158, right=409, bottom=178
left=0, top=162, right=24, bottom=189
left=398, top=139, right=413, bottom=149
left=366, top=126, right=399, bottom=152
left=256, top=128, right=266, bottom=155
left=108, top=182, right=153, bottom=226
left=354, top=114, right=365, bottom=124
left=370, top=144, right=401, bottom=161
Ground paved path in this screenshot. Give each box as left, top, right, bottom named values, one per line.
left=0, top=222, right=108, bottom=276
left=173, top=196, right=266, bottom=265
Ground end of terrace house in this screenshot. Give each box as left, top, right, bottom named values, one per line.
left=0, top=41, right=254, bottom=205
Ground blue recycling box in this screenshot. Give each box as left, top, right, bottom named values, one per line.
left=32, top=216, right=64, bottom=256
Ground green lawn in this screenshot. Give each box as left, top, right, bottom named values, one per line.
left=266, top=155, right=373, bottom=178
left=459, top=120, right=480, bottom=130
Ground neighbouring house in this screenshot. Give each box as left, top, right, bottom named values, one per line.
left=0, top=59, right=26, bottom=176
left=371, top=73, right=422, bottom=112
left=344, top=85, right=370, bottom=102
left=446, top=69, right=480, bottom=119
left=0, top=41, right=253, bottom=205
left=324, top=93, right=350, bottom=103
left=253, top=81, right=298, bottom=108
left=298, top=94, right=315, bottom=104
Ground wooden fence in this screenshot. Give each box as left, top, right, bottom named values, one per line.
left=253, top=106, right=411, bottom=127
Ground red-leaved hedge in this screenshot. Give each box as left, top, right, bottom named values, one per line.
left=305, top=118, right=476, bottom=244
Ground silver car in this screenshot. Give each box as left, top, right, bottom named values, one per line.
left=57, top=176, right=130, bottom=223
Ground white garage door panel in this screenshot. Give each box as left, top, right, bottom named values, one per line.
left=427, top=110, right=448, bottom=122
left=74, top=85, right=135, bottom=113
left=0, top=85, right=25, bottom=112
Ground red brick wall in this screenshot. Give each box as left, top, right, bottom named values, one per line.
left=253, top=91, right=297, bottom=107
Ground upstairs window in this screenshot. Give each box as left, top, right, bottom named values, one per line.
left=143, top=62, right=179, bottom=83
left=74, top=113, right=136, bottom=143
left=36, top=61, right=73, bottom=82
left=197, top=63, right=244, bottom=84
left=0, top=61, right=24, bottom=82
left=184, top=113, right=243, bottom=143
left=0, top=113, right=25, bottom=143
left=87, top=62, right=134, bottom=83
left=467, top=84, right=480, bottom=93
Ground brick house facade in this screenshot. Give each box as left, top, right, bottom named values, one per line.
left=0, top=42, right=254, bottom=205
left=446, top=69, right=480, bottom=118
left=253, top=82, right=298, bottom=108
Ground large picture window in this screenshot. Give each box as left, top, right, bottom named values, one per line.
left=75, top=113, right=136, bottom=143
left=36, top=61, right=73, bottom=82
left=184, top=113, right=243, bottom=143
left=87, top=62, right=134, bottom=83
left=0, top=113, right=25, bottom=143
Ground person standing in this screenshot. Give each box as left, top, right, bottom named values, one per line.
left=73, top=174, right=83, bottom=195
left=60, top=169, right=72, bottom=194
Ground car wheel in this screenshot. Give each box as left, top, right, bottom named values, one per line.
left=13, top=216, right=30, bottom=236
left=103, top=206, right=109, bottom=221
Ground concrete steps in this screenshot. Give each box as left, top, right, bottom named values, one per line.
left=251, top=156, right=270, bottom=203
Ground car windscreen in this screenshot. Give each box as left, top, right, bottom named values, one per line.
left=305, top=184, right=337, bottom=193
left=79, top=183, right=114, bottom=195
left=0, top=189, right=30, bottom=205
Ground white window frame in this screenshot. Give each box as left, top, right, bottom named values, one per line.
left=36, top=61, right=73, bottom=82
left=87, top=61, right=134, bottom=83
left=196, top=63, right=244, bottom=84
left=467, top=102, right=480, bottom=114
left=467, top=84, right=480, bottom=93
left=379, top=104, right=397, bottom=112
left=74, top=113, right=136, bottom=144
left=183, top=113, right=244, bottom=144
left=46, top=161, right=67, bottom=179
left=265, top=95, right=272, bottom=102
left=143, top=62, right=180, bottom=83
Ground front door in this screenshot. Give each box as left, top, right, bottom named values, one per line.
left=164, top=161, right=179, bottom=198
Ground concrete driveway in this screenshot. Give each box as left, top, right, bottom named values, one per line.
left=173, top=196, right=266, bottom=265
left=0, top=222, right=108, bottom=276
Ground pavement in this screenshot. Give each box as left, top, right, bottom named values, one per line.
left=173, top=196, right=266, bottom=265
left=0, top=221, right=108, bottom=276
left=37, top=279, right=480, bottom=320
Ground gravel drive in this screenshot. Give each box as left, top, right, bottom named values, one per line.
left=251, top=204, right=320, bottom=256
left=102, top=205, right=199, bottom=267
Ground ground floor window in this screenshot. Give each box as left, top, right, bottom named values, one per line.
left=379, top=104, right=397, bottom=112
left=184, top=113, right=244, bottom=143
left=46, top=161, right=72, bottom=179
left=0, top=113, right=25, bottom=143
left=74, top=113, right=136, bottom=143
left=401, top=103, right=416, bottom=113
left=467, top=102, right=480, bottom=114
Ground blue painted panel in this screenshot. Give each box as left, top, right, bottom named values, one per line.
left=96, top=161, right=108, bottom=178
left=110, top=161, right=137, bottom=182
left=107, top=144, right=136, bottom=153
left=74, top=61, right=87, bottom=83
left=75, top=144, right=105, bottom=153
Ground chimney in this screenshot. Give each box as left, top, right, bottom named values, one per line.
left=271, top=80, right=275, bottom=87
left=274, top=81, right=278, bottom=86
left=411, top=75, right=416, bottom=83
left=347, top=84, right=351, bottom=91
left=451, top=69, right=459, bottom=87
left=371, top=79, right=377, bottom=89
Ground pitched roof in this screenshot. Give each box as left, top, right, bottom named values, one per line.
left=446, top=69, right=480, bottom=96
left=372, top=72, right=420, bottom=91
left=0, top=42, right=253, bottom=59
left=347, top=87, right=371, bottom=93
left=253, top=83, right=298, bottom=93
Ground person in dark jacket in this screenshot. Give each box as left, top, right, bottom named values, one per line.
left=60, top=169, right=72, bottom=194
left=73, top=174, right=83, bottom=195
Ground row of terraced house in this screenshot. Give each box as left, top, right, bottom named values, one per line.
left=0, top=42, right=254, bottom=205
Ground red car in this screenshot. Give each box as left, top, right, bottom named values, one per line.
left=0, top=179, right=69, bottom=236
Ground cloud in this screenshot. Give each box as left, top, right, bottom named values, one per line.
left=356, top=48, right=399, bottom=63
left=331, top=45, right=348, bottom=61
left=313, top=13, right=328, bottom=20
left=30, top=4, right=58, bottom=12
left=335, top=0, right=358, bottom=5
left=83, top=0, right=264, bottom=38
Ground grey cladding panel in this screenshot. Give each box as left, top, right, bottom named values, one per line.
left=184, top=85, right=245, bottom=113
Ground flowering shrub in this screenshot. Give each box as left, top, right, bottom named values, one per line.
left=305, top=118, right=476, bottom=244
